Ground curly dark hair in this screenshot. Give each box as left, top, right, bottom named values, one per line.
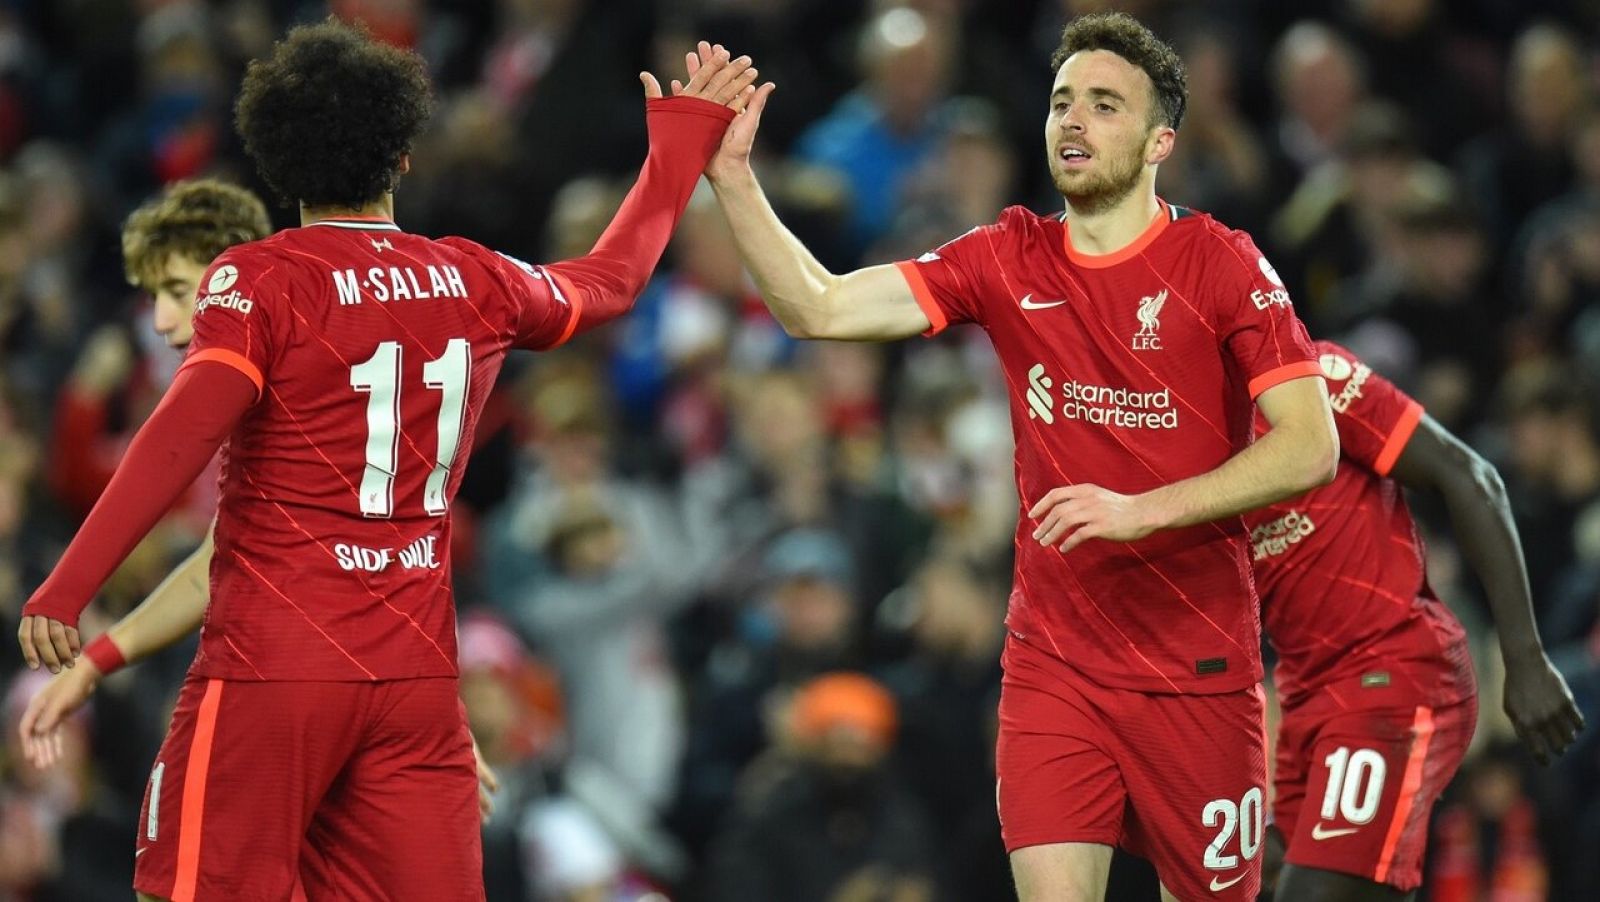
left=122, top=179, right=272, bottom=288
left=1051, top=12, right=1187, bottom=131
left=234, top=19, right=433, bottom=209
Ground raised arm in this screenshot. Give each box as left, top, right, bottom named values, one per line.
left=702, top=73, right=930, bottom=341
left=538, top=44, right=754, bottom=336
left=1031, top=374, right=1339, bottom=552
left=1389, top=415, right=1584, bottom=764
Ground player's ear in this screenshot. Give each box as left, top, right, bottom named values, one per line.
left=397, top=154, right=412, bottom=176
left=1146, top=126, right=1175, bottom=166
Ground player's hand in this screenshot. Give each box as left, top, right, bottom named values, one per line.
left=18, top=656, right=100, bottom=769
left=1503, top=654, right=1585, bottom=766
left=1260, top=825, right=1286, bottom=893
left=1029, top=484, right=1160, bottom=553
left=640, top=40, right=761, bottom=113
left=471, top=734, right=499, bottom=822
left=17, top=614, right=81, bottom=674
left=671, top=42, right=776, bottom=184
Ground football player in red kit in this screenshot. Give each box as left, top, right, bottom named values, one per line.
left=1251, top=341, right=1583, bottom=902
left=18, top=22, right=761, bottom=902
left=702, top=11, right=1338, bottom=902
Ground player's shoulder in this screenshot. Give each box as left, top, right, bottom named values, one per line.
left=1166, top=206, right=1263, bottom=259
left=1312, top=338, right=1358, bottom=361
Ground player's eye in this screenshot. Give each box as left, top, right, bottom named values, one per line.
left=1096, top=103, right=1115, bottom=113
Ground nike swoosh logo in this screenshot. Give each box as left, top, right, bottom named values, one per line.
left=1311, top=822, right=1361, bottom=840
left=1019, top=294, right=1067, bottom=310
left=1209, top=873, right=1245, bottom=891
left=135, top=847, right=149, bottom=858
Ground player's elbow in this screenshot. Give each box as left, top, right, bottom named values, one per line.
left=1297, top=419, right=1340, bottom=490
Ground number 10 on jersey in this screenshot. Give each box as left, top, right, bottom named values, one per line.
left=349, top=339, right=471, bottom=518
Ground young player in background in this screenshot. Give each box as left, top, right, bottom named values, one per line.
left=700, top=11, right=1337, bottom=901
left=18, top=21, right=758, bottom=901
left=1251, top=341, right=1583, bottom=902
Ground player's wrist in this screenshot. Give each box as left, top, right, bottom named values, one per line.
left=83, top=633, right=128, bottom=677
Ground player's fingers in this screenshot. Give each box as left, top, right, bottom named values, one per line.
left=53, top=730, right=63, bottom=763
left=66, top=626, right=80, bottom=658
left=685, top=50, right=701, bottom=78
left=1059, top=525, right=1099, bottom=554
left=33, top=619, right=61, bottom=673
left=727, top=83, right=757, bottom=114
left=18, top=617, right=38, bottom=670
left=47, top=621, right=73, bottom=669
left=481, top=762, right=500, bottom=793
left=640, top=72, right=663, bottom=100
left=713, top=64, right=759, bottom=106
left=742, top=81, right=776, bottom=122
left=700, top=54, right=752, bottom=102
left=1027, top=489, right=1066, bottom=519
left=698, top=40, right=714, bottom=67
left=671, top=79, right=685, bottom=95
left=684, top=45, right=730, bottom=94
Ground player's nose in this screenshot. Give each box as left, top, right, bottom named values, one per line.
left=153, top=297, right=179, bottom=334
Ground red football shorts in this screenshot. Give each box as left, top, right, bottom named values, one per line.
left=995, top=633, right=1270, bottom=900
left=1273, top=674, right=1478, bottom=892
left=132, top=673, right=482, bottom=901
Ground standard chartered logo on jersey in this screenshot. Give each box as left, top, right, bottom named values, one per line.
left=1250, top=509, right=1316, bottom=560
left=1024, top=363, right=1177, bottom=429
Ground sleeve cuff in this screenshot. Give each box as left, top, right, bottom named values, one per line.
left=1373, top=401, right=1424, bottom=477
left=1249, top=359, right=1323, bottom=400
left=645, top=95, right=737, bottom=123
left=894, top=261, right=948, bottom=337
left=543, top=267, right=584, bottom=349
left=180, top=349, right=264, bottom=401
left=84, top=634, right=128, bottom=676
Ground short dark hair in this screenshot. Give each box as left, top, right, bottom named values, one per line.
left=122, top=179, right=272, bottom=289
left=234, top=19, right=433, bottom=209
left=1051, top=12, right=1187, bottom=131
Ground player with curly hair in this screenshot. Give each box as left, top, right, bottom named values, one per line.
left=19, top=20, right=761, bottom=901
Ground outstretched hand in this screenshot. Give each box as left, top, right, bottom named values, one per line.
left=673, top=42, right=777, bottom=183
left=640, top=40, right=762, bottom=113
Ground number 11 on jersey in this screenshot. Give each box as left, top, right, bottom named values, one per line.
left=349, top=338, right=471, bottom=518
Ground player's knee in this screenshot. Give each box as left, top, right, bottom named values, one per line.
left=1010, top=843, right=1112, bottom=902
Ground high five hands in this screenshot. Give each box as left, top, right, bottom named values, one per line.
left=639, top=40, right=771, bottom=116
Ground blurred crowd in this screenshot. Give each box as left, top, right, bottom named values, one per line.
left=1, top=0, right=1598, bottom=899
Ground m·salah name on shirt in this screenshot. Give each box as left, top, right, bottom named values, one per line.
left=330, top=263, right=470, bottom=306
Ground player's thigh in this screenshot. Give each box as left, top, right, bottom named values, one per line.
left=1282, top=698, right=1475, bottom=892
left=1275, top=863, right=1416, bottom=902
left=996, top=634, right=1127, bottom=853
left=1010, top=842, right=1114, bottom=902
left=1117, top=684, right=1269, bottom=901
left=132, top=677, right=361, bottom=902
left=300, top=677, right=482, bottom=901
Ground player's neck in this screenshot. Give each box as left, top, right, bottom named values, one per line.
left=1062, top=190, right=1161, bottom=257
left=300, top=195, right=395, bottom=227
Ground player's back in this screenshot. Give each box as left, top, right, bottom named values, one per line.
left=184, top=218, right=577, bottom=680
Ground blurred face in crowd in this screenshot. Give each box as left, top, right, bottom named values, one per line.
left=865, top=8, right=953, bottom=132
left=146, top=254, right=208, bottom=348
left=1510, top=28, right=1586, bottom=142
left=1274, top=25, right=1362, bottom=141
left=775, top=576, right=853, bottom=650
left=1045, top=50, right=1172, bottom=214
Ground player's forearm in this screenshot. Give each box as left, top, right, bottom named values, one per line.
left=1140, top=416, right=1336, bottom=531
left=546, top=97, right=734, bottom=331
left=22, top=364, right=252, bottom=626
left=104, top=533, right=213, bottom=664
left=1438, top=452, right=1547, bottom=663
left=708, top=166, right=840, bottom=338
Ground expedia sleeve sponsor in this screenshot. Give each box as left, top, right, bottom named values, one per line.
left=194, top=263, right=255, bottom=316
